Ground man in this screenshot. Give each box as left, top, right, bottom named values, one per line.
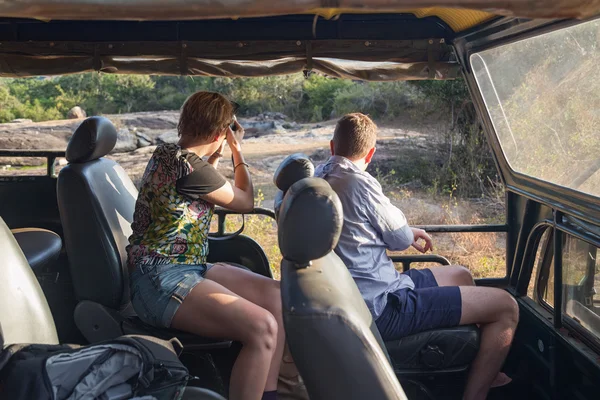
left=314, top=113, right=518, bottom=400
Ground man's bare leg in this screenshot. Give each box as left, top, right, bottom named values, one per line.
left=428, top=265, right=475, bottom=287
left=459, top=286, right=519, bottom=400
left=425, top=266, right=513, bottom=390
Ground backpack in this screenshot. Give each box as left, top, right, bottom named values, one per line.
left=0, top=335, right=189, bottom=400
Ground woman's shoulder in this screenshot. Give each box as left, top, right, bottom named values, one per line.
left=140, top=143, right=192, bottom=183
left=152, top=143, right=180, bottom=159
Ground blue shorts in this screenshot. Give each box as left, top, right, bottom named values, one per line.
left=375, top=268, right=462, bottom=341
left=130, top=263, right=213, bottom=328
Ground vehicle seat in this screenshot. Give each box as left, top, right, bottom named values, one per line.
left=278, top=175, right=407, bottom=400
left=57, top=116, right=231, bottom=350
left=0, top=217, right=227, bottom=400
left=274, top=154, right=479, bottom=391
left=0, top=217, right=59, bottom=346
left=10, top=227, right=62, bottom=272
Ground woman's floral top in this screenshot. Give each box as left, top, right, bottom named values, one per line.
left=126, top=143, right=225, bottom=268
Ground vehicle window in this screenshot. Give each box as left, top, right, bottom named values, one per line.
left=562, top=235, right=600, bottom=339
left=470, top=19, right=600, bottom=198
left=536, top=232, right=600, bottom=340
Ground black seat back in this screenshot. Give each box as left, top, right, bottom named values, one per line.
left=0, top=217, right=58, bottom=345
left=57, top=117, right=138, bottom=310
left=278, top=174, right=406, bottom=400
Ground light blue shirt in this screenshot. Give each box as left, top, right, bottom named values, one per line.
left=315, top=155, right=415, bottom=318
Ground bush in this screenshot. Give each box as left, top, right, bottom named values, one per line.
left=333, top=81, right=424, bottom=119
left=300, top=74, right=352, bottom=121
left=411, top=80, right=499, bottom=197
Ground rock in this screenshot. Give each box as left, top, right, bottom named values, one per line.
left=67, top=106, right=87, bottom=119
left=304, top=130, right=317, bottom=138
left=273, top=122, right=287, bottom=134
left=110, top=128, right=137, bottom=153
left=257, top=111, right=288, bottom=121
left=310, top=148, right=330, bottom=163
left=239, top=120, right=278, bottom=138
left=9, top=118, right=33, bottom=124
left=135, top=131, right=154, bottom=148
left=133, top=145, right=157, bottom=155
left=0, top=132, right=66, bottom=152
left=120, top=115, right=178, bottom=130
left=137, top=137, right=152, bottom=148
left=284, top=122, right=302, bottom=131
left=135, top=131, right=153, bottom=142
left=156, top=130, right=179, bottom=144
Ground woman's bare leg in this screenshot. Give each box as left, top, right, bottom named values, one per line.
left=206, top=263, right=285, bottom=392
left=170, top=278, right=278, bottom=400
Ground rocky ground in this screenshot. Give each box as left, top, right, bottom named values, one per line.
left=0, top=110, right=506, bottom=276
left=0, top=110, right=445, bottom=210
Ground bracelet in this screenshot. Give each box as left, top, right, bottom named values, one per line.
left=234, top=162, right=250, bottom=171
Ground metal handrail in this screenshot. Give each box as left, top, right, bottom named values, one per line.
left=0, top=149, right=66, bottom=177
left=390, top=254, right=451, bottom=272
left=212, top=207, right=276, bottom=236
left=413, top=224, right=508, bottom=233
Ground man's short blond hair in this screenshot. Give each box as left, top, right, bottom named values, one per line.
left=332, top=113, right=377, bottom=159
left=178, top=91, right=234, bottom=142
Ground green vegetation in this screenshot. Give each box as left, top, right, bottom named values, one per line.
left=0, top=73, right=425, bottom=122
left=0, top=72, right=497, bottom=198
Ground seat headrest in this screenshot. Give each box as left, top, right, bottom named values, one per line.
left=66, top=116, right=118, bottom=164
left=278, top=177, right=343, bottom=265
left=273, top=153, right=315, bottom=192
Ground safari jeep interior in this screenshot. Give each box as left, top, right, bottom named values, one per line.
left=1, top=1, right=600, bottom=399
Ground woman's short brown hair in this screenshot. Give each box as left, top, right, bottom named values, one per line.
left=332, top=113, right=377, bottom=159
left=177, top=91, right=234, bottom=142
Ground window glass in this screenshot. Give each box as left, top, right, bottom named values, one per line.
left=562, top=235, right=600, bottom=339
left=471, top=19, right=600, bottom=198
left=537, top=232, right=600, bottom=340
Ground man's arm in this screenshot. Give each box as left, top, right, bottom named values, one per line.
left=364, top=181, right=432, bottom=253
left=366, top=194, right=414, bottom=251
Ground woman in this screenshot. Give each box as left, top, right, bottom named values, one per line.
left=126, top=91, right=284, bottom=400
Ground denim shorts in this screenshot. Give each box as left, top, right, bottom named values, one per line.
left=130, top=263, right=213, bottom=328
left=375, top=268, right=462, bottom=341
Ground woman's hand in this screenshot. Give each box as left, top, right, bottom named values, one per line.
left=226, top=118, right=244, bottom=152
left=207, top=140, right=226, bottom=168
left=214, top=140, right=226, bottom=157
left=411, top=228, right=433, bottom=253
